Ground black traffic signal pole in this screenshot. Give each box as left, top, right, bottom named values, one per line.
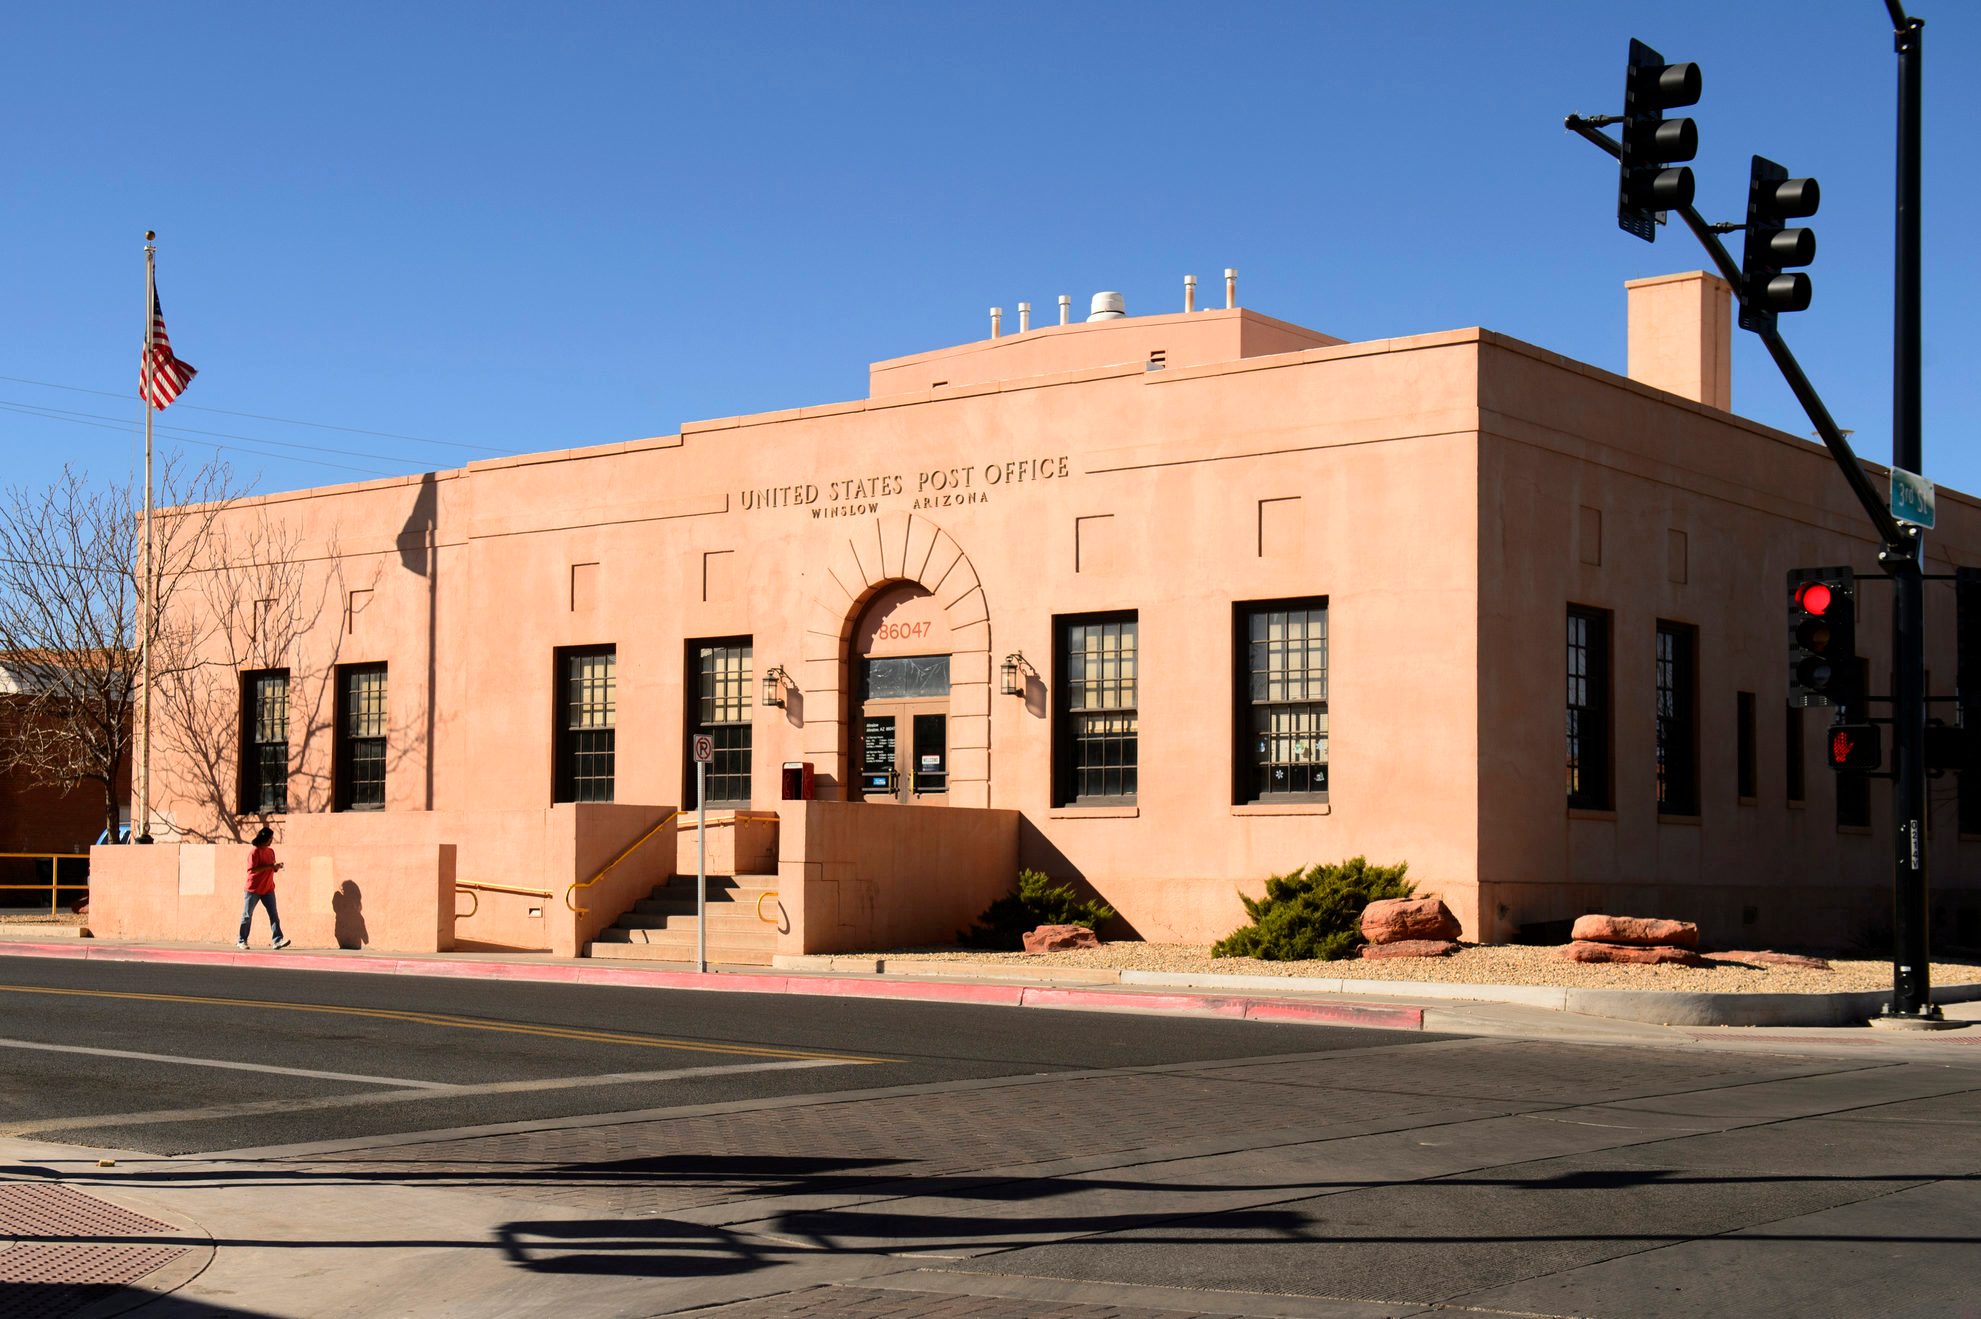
left=1566, top=4, right=1939, bottom=1020
left=1886, top=3, right=1931, bottom=1020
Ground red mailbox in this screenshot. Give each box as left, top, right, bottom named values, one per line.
left=780, top=761, right=815, bottom=801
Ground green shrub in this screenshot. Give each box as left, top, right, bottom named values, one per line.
left=1211, top=857, right=1413, bottom=962
left=958, top=869, right=1117, bottom=950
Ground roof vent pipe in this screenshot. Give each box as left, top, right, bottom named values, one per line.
left=990, top=306, right=1002, bottom=339
left=1018, top=301, right=1031, bottom=333
left=1058, top=295, right=1071, bottom=326
left=1184, top=274, right=1197, bottom=313
left=1088, top=291, right=1125, bottom=322
left=1225, top=268, right=1237, bottom=309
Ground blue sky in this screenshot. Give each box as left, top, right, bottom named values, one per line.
left=4, top=1, right=1974, bottom=506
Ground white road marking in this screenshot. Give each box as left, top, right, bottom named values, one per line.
left=0, top=1035, right=452, bottom=1090
left=0, top=1057, right=860, bottom=1138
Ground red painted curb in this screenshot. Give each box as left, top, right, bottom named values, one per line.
left=0, top=940, right=1422, bottom=1030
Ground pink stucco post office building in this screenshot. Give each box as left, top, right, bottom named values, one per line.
left=91, top=272, right=1981, bottom=962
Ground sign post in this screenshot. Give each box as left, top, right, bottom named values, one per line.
left=692, top=734, right=714, bottom=973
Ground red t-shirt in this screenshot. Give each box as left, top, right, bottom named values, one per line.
left=246, top=846, right=278, bottom=894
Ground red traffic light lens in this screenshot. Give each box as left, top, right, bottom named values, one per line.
left=1795, top=581, right=1833, bottom=615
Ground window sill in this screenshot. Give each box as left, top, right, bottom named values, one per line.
left=1657, top=813, right=1702, bottom=827
left=1787, top=800, right=1806, bottom=811
left=1737, top=796, right=1758, bottom=808
left=1567, top=808, right=1617, bottom=822
left=1048, top=805, right=1139, bottom=819
left=1837, top=825, right=1873, bottom=836
left=1231, top=802, right=1330, bottom=817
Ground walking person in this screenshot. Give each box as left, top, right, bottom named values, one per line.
left=240, top=826, right=292, bottom=950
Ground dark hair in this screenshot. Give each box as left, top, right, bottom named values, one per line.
left=252, top=827, right=274, bottom=847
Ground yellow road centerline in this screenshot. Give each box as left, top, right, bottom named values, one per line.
left=0, top=983, right=890, bottom=1064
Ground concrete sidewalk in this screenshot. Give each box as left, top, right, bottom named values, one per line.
left=1, top=927, right=1978, bottom=1040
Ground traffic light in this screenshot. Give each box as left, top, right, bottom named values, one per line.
left=1618, top=38, right=1702, bottom=241
left=1826, top=723, right=1881, bottom=773
left=1739, top=156, right=1821, bottom=332
left=1788, top=567, right=1861, bottom=710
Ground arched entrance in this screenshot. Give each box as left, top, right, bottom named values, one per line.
left=800, top=512, right=991, bottom=808
left=851, top=584, right=950, bottom=804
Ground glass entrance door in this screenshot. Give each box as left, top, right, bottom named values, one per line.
left=855, top=656, right=949, bottom=805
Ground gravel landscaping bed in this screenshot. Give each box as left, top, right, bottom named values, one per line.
left=0, top=913, right=85, bottom=925
left=852, top=942, right=1981, bottom=995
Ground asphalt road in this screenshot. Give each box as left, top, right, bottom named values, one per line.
left=0, top=955, right=1419, bottom=1156
left=4, top=955, right=1980, bottom=1318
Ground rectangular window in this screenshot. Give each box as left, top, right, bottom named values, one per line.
left=1785, top=703, right=1806, bottom=804
left=239, top=669, right=290, bottom=815
left=1236, top=600, right=1329, bottom=802
left=1736, top=690, right=1757, bottom=801
left=1960, top=770, right=1981, bottom=836
left=335, top=664, right=387, bottom=811
left=690, top=639, right=752, bottom=807
left=1837, top=767, right=1871, bottom=829
left=1055, top=613, right=1138, bottom=805
left=1655, top=621, right=1699, bottom=816
left=1566, top=606, right=1611, bottom=809
left=555, top=646, right=616, bottom=803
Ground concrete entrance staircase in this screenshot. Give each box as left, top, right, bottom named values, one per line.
left=588, top=871, right=779, bottom=967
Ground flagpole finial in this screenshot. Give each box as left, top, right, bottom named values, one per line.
left=144, top=230, right=155, bottom=241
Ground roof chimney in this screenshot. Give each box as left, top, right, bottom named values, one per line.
left=1626, top=271, right=1731, bottom=410
left=1088, top=291, right=1125, bottom=322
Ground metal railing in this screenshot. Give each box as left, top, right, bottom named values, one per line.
left=565, top=808, right=681, bottom=917
left=0, top=853, right=90, bottom=916
left=455, top=879, right=553, bottom=921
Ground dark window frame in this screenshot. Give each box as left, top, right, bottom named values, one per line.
left=1655, top=620, right=1700, bottom=816
left=1566, top=606, right=1612, bottom=810
left=1736, top=690, right=1757, bottom=802
left=1234, top=598, right=1330, bottom=805
left=239, top=668, right=290, bottom=815
left=1053, top=611, right=1139, bottom=807
left=334, top=663, right=388, bottom=812
left=554, top=645, right=617, bottom=804
left=1786, top=703, right=1807, bottom=804
left=686, top=637, right=753, bottom=809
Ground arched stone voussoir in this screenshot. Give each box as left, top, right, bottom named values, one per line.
left=877, top=510, right=915, bottom=581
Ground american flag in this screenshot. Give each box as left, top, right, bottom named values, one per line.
left=141, top=287, right=197, bottom=410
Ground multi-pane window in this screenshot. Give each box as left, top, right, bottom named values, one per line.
left=240, top=669, right=289, bottom=815
left=691, top=640, right=752, bottom=807
left=1238, top=601, right=1328, bottom=802
left=1056, top=614, right=1138, bottom=805
left=555, top=646, right=616, bottom=803
left=1655, top=621, right=1699, bottom=815
left=336, top=664, right=387, bottom=811
left=1566, top=607, right=1611, bottom=809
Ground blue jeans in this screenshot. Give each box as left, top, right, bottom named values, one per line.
left=240, top=890, right=285, bottom=944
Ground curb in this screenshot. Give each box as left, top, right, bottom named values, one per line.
left=0, top=941, right=1425, bottom=1033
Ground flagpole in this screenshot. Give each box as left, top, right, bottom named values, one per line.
left=138, top=232, right=156, bottom=845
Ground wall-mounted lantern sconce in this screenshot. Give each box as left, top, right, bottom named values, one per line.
left=1000, top=652, right=1030, bottom=697
left=761, top=664, right=789, bottom=708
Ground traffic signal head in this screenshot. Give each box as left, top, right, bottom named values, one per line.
left=1740, top=156, right=1821, bottom=332
left=1788, top=566, right=1860, bottom=710
left=1618, top=38, right=1702, bottom=242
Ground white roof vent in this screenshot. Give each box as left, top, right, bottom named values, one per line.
left=1087, top=291, right=1125, bottom=321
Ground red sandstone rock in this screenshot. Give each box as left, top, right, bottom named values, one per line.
left=1359, top=939, right=1461, bottom=959
left=1360, top=897, right=1461, bottom=945
left=1022, top=924, right=1100, bottom=954
left=1712, top=950, right=1832, bottom=970
left=1558, top=940, right=1708, bottom=967
left=1569, top=914, right=1700, bottom=949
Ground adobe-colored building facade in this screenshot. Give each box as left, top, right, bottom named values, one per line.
left=101, top=273, right=1981, bottom=958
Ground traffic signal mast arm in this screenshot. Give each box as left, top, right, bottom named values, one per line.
left=1563, top=114, right=1908, bottom=554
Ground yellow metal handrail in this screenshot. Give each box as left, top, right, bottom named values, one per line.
left=674, top=809, right=781, bottom=830
left=565, top=808, right=681, bottom=916
left=755, top=890, right=780, bottom=924
left=0, top=852, right=90, bottom=917
left=458, top=879, right=553, bottom=898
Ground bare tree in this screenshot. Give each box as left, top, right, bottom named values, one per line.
left=151, top=512, right=366, bottom=841
left=0, top=459, right=238, bottom=843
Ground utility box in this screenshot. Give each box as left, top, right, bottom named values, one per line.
left=781, top=761, right=815, bottom=801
